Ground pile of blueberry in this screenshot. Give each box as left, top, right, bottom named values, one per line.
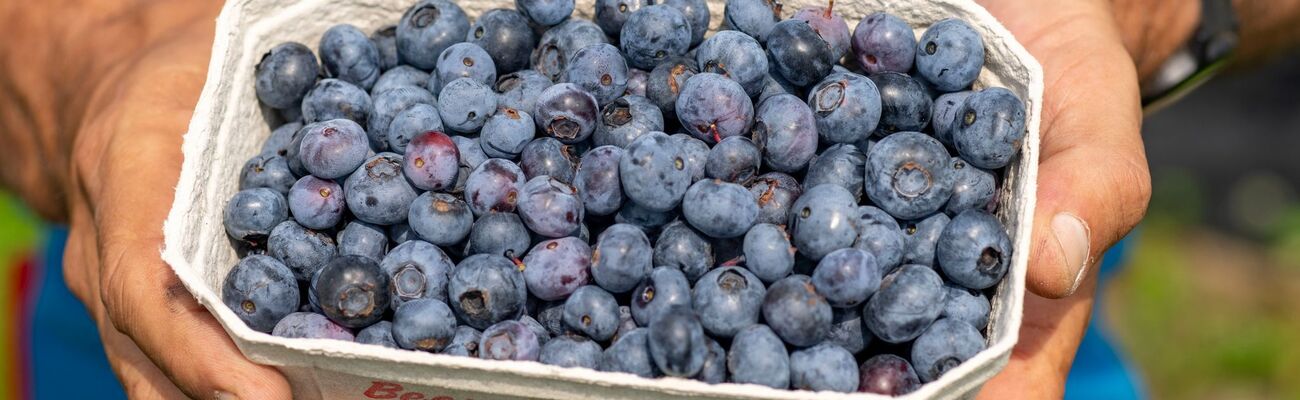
left=223, top=0, right=1026, bottom=395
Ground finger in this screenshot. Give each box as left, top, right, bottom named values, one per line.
left=97, top=312, right=190, bottom=400
left=977, top=273, right=1098, bottom=399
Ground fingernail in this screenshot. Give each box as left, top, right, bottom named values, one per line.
left=215, top=391, right=239, bottom=400
left=1052, top=212, right=1091, bottom=296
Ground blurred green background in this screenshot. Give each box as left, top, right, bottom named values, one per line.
left=0, top=55, right=1296, bottom=400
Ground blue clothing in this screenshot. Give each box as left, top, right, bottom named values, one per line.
left=1065, top=236, right=1146, bottom=399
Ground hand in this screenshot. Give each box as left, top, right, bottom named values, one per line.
left=57, top=6, right=292, bottom=400
left=972, top=0, right=1167, bottom=397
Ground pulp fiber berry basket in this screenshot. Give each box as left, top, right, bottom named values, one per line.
left=161, top=0, right=1043, bottom=398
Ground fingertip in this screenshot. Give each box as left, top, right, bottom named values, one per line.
left=1026, top=211, right=1092, bottom=299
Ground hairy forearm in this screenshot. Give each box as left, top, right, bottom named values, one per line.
left=0, top=0, right=219, bottom=221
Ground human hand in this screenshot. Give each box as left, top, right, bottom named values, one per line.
left=971, top=0, right=1173, bottom=397
left=56, top=5, right=293, bottom=400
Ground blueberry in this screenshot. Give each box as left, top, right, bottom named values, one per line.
left=852, top=206, right=906, bottom=272
left=480, top=320, right=542, bottom=361
left=723, top=0, right=781, bottom=43
left=594, top=0, right=649, bottom=38
left=388, top=222, right=416, bottom=245
left=946, top=157, right=996, bottom=215
left=373, top=66, right=431, bottom=95
left=902, top=212, right=950, bottom=266
left=751, top=94, right=818, bottom=173
left=911, top=318, right=985, bottom=382
left=368, top=86, right=436, bottom=152
left=870, top=72, right=933, bottom=134
left=741, top=223, right=794, bottom=284
left=520, top=315, right=553, bottom=346
left=480, top=108, right=536, bottom=159
left=535, top=300, right=569, bottom=337
left=590, top=223, right=652, bottom=293
left=381, top=240, right=453, bottom=309
left=519, top=137, right=579, bottom=184
left=468, top=9, right=536, bottom=74
left=443, top=326, right=484, bottom=357
left=267, top=220, right=336, bottom=281
left=619, top=132, right=690, bottom=212
left=534, top=83, right=599, bottom=143
left=747, top=172, right=802, bottom=226
left=652, top=221, right=714, bottom=284
left=692, top=266, right=765, bottom=338
left=539, top=335, right=603, bottom=368
left=287, top=176, right=345, bottom=230
left=767, top=19, right=835, bottom=88
left=864, top=264, right=945, bottom=343
left=574, top=145, right=624, bottom=216
left=402, top=131, right=459, bottom=191
left=670, top=133, right=710, bottom=182
left=951, top=87, right=1027, bottom=169
left=704, top=137, right=761, bottom=184
left=852, top=12, right=917, bottom=74
left=859, top=353, right=921, bottom=395
left=434, top=43, right=497, bottom=93
left=791, top=2, right=851, bottom=62
left=789, top=344, right=859, bottom=392
left=261, top=121, right=302, bottom=157
left=272, top=312, right=354, bottom=341
left=319, top=24, right=381, bottom=91
left=808, top=72, right=882, bottom=144
left=563, top=285, right=620, bottom=341
left=222, top=255, right=300, bottom=332
left=438, top=77, right=496, bottom=134
left=453, top=135, right=489, bottom=192
left=240, top=154, right=296, bottom=195
left=693, top=337, right=727, bottom=383
left=645, top=57, right=698, bottom=118
left=931, top=91, right=973, bottom=146
left=518, top=176, right=585, bottom=237
left=298, top=119, right=368, bottom=179
left=522, top=237, right=591, bottom=301
left=599, top=328, right=661, bottom=377
left=356, top=321, right=399, bottom=348
left=408, top=192, right=473, bottom=247
left=662, top=0, right=709, bottom=47
left=565, top=43, right=629, bottom=105
left=647, top=310, right=708, bottom=377
left=396, top=0, right=470, bottom=70
left=812, top=248, right=881, bottom=308
left=915, top=18, right=985, bottom=92
left=495, top=70, right=553, bottom=115
left=827, top=307, right=872, bottom=354
left=370, top=26, right=399, bottom=72
left=465, top=158, right=526, bottom=215
left=387, top=103, right=445, bottom=154
left=788, top=184, right=857, bottom=260
left=631, top=267, right=692, bottom=326
left=449, top=254, right=527, bottom=330
left=466, top=212, right=532, bottom=259
left=677, top=73, right=754, bottom=144
left=803, top=143, right=867, bottom=201
left=695, top=31, right=769, bottom=98
left=595, top=95, right=664, bottom=148
left=761, top=275, right=832, bottom=347
left=937, top=209, right=1012, bottom=290
left=337, top=221, right=387, bottom=262
left=391, top=299, right=457, bottom=352
left=865, top=131, right=953, bottom=220
left=314, top=255, right=391, bottom=329
left=620, top=5, right=692, bottom=70
left=516, top=0, right=575, bottom=26
left=942, top=284, right=991, bottom=330
left=682, top=179, right=759, bottom=239
left=255, top=42, right=319, bottom=109
left=624, top=68, right=649, bottom=96
left=301, top=79, right=372, bottom=126
left=727, top=324, right=789, bottom=388
left=532, top=18, right=609, bottom=81
left=345, top=153, right=419, bottom=225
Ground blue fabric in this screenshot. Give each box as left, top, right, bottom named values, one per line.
left=1064, top=235, right=1146, bottom=400
left=30, top=227, right=126, bottom=400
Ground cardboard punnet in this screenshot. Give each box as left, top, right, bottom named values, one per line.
left=162, top=0, right=1043, bottom=398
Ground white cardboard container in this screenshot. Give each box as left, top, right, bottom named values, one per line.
left=162, top=0, right=1042, bottom=398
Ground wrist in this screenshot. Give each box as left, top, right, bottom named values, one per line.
left=1110, top=0, right=1202, bottom=81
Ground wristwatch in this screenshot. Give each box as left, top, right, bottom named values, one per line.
left=1140, top=0, right=1239, bottom=112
